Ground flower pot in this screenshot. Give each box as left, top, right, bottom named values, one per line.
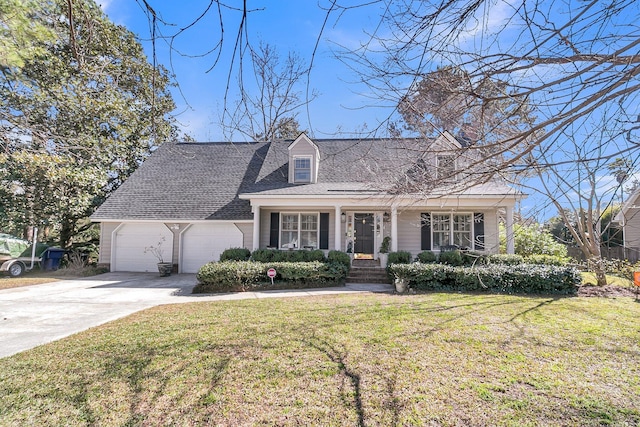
left=379, top=253, right=388, bottom=269
left=394, top=278, right=408, bottom=293
left=157, top=262, right=172, bottom=277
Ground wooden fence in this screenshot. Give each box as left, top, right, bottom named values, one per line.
left=567, top=246, right=640, bottom=263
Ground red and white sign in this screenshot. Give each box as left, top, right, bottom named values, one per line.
left=267, top=268, right=277, bottom=278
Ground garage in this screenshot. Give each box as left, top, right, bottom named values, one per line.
left=181, top=223, right=244, bottom=273
left=113, top=223, right=174, bottom=272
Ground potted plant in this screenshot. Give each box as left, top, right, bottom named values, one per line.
left=378, top=236, right=391, bottom=268
left=144, top=237, right=172, bottom=276
left=346, top=240, right=354, bottom=264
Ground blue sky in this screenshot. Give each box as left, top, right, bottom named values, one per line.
left=101, top=0, right=392, bottom=141
left=99, top=1, right=639, bottom=221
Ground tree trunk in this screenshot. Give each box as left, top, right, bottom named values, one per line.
left=59, top=218, right=76, bottom=249
left=587, top=255, right=608, bottom=287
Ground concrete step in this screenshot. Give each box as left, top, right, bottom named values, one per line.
left=346, top=265, right=391, bottom=284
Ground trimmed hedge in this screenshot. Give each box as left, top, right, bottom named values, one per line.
left=524, top=254, right=570, bottom=266
left=388, top=251, right=412, bottom=264
left=416, top=250, right=437, bottom=263
left=251, top=249, right=326, bottom=263
left=195, top=260, right=348, bottom=293
left=219, top=247, right=251, bottom=261
left=438, top=250, right=463, bottom=266
left=328, top=250, right=351, bottom=269
left=488, top=254, right=524, bottom=265
left=388, top=263, right=580, bottom=295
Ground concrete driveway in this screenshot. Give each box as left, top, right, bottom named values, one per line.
left=0, top=272, right=392, bottom=358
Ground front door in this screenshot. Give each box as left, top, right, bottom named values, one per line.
left=354, top=213, right=375, bottom=255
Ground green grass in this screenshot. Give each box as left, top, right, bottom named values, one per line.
left=581, top=272, right=635, bottom=287
left=1, top=293, right=639, bottom=426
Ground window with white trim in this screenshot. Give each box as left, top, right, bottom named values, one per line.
left=280, top=213, right=318, bottom=248
left=436, top=155, right=456, bottom=179
left=432, top=213, right=472, bottom=250
left=432, top=214, right=451, bottom=249
left=453, top=214, right=472, bottom=247
left=293, top=157, right=311, bottom=183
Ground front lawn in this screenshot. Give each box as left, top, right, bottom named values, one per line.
left=0, top=293, right=638, bottom=425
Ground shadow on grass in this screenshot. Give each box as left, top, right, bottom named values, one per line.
left=304, top=336, right=366, bottom=427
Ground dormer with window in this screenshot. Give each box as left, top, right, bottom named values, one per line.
left=288, top=133, right=320, bottom=184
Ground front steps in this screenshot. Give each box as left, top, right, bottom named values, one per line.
left=346, top=259, right=391, bottom=284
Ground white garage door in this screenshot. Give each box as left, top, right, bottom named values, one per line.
left=113, top=223, right=174, bottom=272
left=181, top=223, right=244, bottom=273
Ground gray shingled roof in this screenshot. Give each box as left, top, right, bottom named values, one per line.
left=91, top=138, right=520, bottom=221
left=92, top=142, right=269, bottom=221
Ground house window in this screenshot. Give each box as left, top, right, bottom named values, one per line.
left=436, top=155, right=455, bottom=179
left=432, top=214, right=451, bottom=249
left=431, top=213, right=472, bottom=250
left=294, top=157, right=311, bottom=183
left=453, top=214, right=472, bottom=247
left=281, top=213, right=318, bottom=248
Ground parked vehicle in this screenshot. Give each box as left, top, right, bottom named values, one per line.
left=0, top=229, right=62, bottom=277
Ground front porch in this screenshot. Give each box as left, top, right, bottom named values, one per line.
left=244, top=199, right=517, bottom=259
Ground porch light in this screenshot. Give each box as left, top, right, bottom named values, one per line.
left=341, top=212, right=346, bottom=223
left=383, top=212, right=390, bottom=222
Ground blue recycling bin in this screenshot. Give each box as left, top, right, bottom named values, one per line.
left=42, top=248, right=65, bottom=271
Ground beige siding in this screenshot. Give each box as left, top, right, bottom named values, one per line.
left=98, top=222, right=120, bottom=265
left=235, top=222, right=253, bottom=250
left=397, top=211, right=422, bottom=258
left=625, top=192, right=640, bottom=250
left=483, top=209, right=500, bottom=253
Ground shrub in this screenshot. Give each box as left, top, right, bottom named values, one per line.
left=251, top=249, right=278, bottom=262
left=388, top=251, right=412, bottom=264
left=195, top=260, right=348, bottom=293
left=220, top=247, right=251, bottom=261
left=251, top=249, right=326, bottom=263
left=388, top=263, right=580, bottom=295
left=438, top=250, right=463, bottom=266
left=500, top=223, right=568, bottom=258
left=328, top=250, right=351, bottom=269
left=598, top=258, right=640, bottom=281
left=379, top=236, right=391, bottom=253
left=488, top=254, right=524, bottom=265
left=461, top=251, right=488, bottom=266
left=525, top=254, right=569, bottom=266
left=416, top=250, right=437, bottom=263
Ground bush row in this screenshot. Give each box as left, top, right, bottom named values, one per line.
left=195, top=260, right=349, bottom=293
left=220, top=247, right=340, bottom=264
left=389, top=250, right=569, bottom=267
left=388, top=263, right=580, bottom=295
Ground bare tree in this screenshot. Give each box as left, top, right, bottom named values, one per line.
left=219, top=42, right=315, bottom=141
left=333, top=0, right=640, bottom=284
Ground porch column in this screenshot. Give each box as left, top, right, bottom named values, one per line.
left=252, top=203, right=261, bottom=251
left=334, top=206, right=342, bottom=251
left=505, top=205, right=515, bottom=254
left=391, top=205, right=398, bottom=252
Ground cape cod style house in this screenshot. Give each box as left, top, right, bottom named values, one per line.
left=91, top=132, right=523, bottom=273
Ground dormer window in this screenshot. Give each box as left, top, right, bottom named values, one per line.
left=288, top=133, right=319, bottom=184
left=294, top=157, right=312, bottom=183
left=436, top=155, right=456, bottom=179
